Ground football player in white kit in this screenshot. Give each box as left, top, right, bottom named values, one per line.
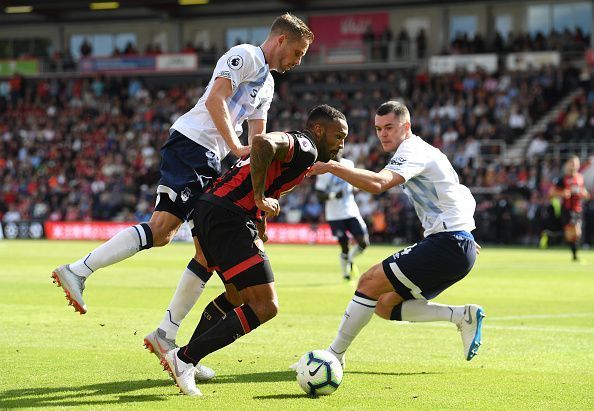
left=51, top=13, right=314, bottom=379
left=305, top=101, right=485, bottom=369
left=315, top=150, right=369, bottom=280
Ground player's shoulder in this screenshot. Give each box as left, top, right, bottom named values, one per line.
left=288, top=130, right=318, bottom=156
left=224, top=44, right=264, bottom=68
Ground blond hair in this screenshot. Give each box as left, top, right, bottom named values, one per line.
left=270, top=13, right=314, bottom=43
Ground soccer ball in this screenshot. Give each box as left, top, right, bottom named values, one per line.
left=295, top=350, right=343, bottom=396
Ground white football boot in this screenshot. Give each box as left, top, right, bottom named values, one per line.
left=161, top=348, right=202, bottom=396
left=456, top=304, right=486, bottom=361
left=144, top=328, right=215, bottom=381
left=51, top=265, right=87, bottom=314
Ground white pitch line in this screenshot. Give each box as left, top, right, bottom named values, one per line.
left=421, top=322, right=594, bottom=334
left=488, top=312, right=594, bottom=321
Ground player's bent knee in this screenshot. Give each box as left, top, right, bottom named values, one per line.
left=148, top=213, right=182, bottom=246
left=356, top=264, right=391, bottom=299
left=374, top=301, right=391, bottom=320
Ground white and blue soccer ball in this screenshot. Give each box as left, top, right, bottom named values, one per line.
left=296, top=349, right=343, bottom=396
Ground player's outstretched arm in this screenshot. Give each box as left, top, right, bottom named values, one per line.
left=310, top=160, right=404, bottom=194
left=205, top=77, right=250, bottom=157
left=250, top=132, right=292, bottom=216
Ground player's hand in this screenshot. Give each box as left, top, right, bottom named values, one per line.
left=475, top=241, right=481, bottom=255
left=255, top=197, right=280, bottom=217
left=256, top=217, right=268, bottom=242
left=233, top=145, right=251, bottom=158
left=307, top=161, right=332, bottom=177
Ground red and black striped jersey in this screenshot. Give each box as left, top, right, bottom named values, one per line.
left=555, top=173, right=586, bottom=212
left=201, top=130, right=318, bottom=220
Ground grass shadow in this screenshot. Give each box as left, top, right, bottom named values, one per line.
left=0, top=379, right=169, bottom=409
left=253, top=393, right=314, bottom=400
left=347, top=370, right=444, bottom=376
left=206, top=370, right=295, bottom=384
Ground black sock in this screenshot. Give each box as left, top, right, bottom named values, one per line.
left=190, top=293, right=237, bottom=341
left=390, top=303, right=403, bottom=321
left=178, top=304, right=261, bottom=365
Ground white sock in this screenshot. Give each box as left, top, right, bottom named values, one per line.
left=339, top=253, right=350, bottom=277
left=329, top=292, right=377, bottom=360
left=69, top=224, right=152, bottom=278
left=400, top=299, right=465, bottom=323
left=159, top=268, right=206, bottom=340
left=348, top=244, right=365, bottom=261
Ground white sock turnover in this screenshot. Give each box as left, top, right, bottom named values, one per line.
left=69, top=224, right=152, bottom=278
left=329, top=292, right=377, bottom=359
left=159, top=267, right=206, bottom=340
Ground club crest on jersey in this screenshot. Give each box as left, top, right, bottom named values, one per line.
left=297, top=136, right=311, bottom=151
left=389, top=156, right=407, bottom=166
left=180, top=187, right=191, bottom=203
left=227, top=55, right=243, bottom=70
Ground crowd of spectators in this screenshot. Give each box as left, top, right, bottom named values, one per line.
left=1, top=66, right=592, bottom=245
left=449, top=27, right=590, bottom=55
left=361, top=26, right=590, bottom=62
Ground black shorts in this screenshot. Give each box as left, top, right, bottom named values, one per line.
left=154, top=130, right=222, bottom=222
left=192, top=199, right=273, bottom=290
left=382, top=231, right=477, bottom=300
left=328, top=216, right=368, bottom=239
left=561, top=209, right=582, bottom=227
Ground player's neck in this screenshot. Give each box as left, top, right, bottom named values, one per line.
left=259, top=41, right=274, bottom=68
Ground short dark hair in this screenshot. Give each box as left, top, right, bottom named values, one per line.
left=376, top=101, right=411, bottom=122
left=270, top=13, right=314, bottom=43
left=306, top=104, right=346, bottom=129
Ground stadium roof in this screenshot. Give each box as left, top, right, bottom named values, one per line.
left=0, top=0, right=511, bottom=24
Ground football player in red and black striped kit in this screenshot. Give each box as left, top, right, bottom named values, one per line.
left=160, top=104, right=348, bottom=395
left=550, top=155, right=590, bottom=262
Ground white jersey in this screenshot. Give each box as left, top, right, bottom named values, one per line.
left=171, top=44, right=274, bottom=160
left=384, top=135, right=476, bottom=237
left=315, top=158, right=362, bottom=221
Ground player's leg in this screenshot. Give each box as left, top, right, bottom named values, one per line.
left=380, top=233, right=485, bottom=360
left=190, top=283, right=241, bottom=341
left=346, top=216, right=369, bottom=276
left=147, top=238, right=213, bottom=344
left=177, top=279, right=276, bottom=365
left=375, top=291, right=464, bottom=322
left=338, top=236, right=351, bottom=279
left=51, top=210, right=181, bottom=314
left=51, top=130, right=217, bottom=314
left=330, top=220, right=352, bottom=279
left=326, top=262, right=394, bottom=366
left=168, top=261, right=275, bottom=395
left=564, top=221, right=579, bottom=261
left=146, top=201, right=220, bottom=379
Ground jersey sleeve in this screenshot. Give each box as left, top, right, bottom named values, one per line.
left=384, top=141, right=426, bottom=182
left=213, top=46, right=257, bottom=92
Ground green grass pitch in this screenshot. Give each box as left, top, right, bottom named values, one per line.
left=0, top=240, right=593, bottom=409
